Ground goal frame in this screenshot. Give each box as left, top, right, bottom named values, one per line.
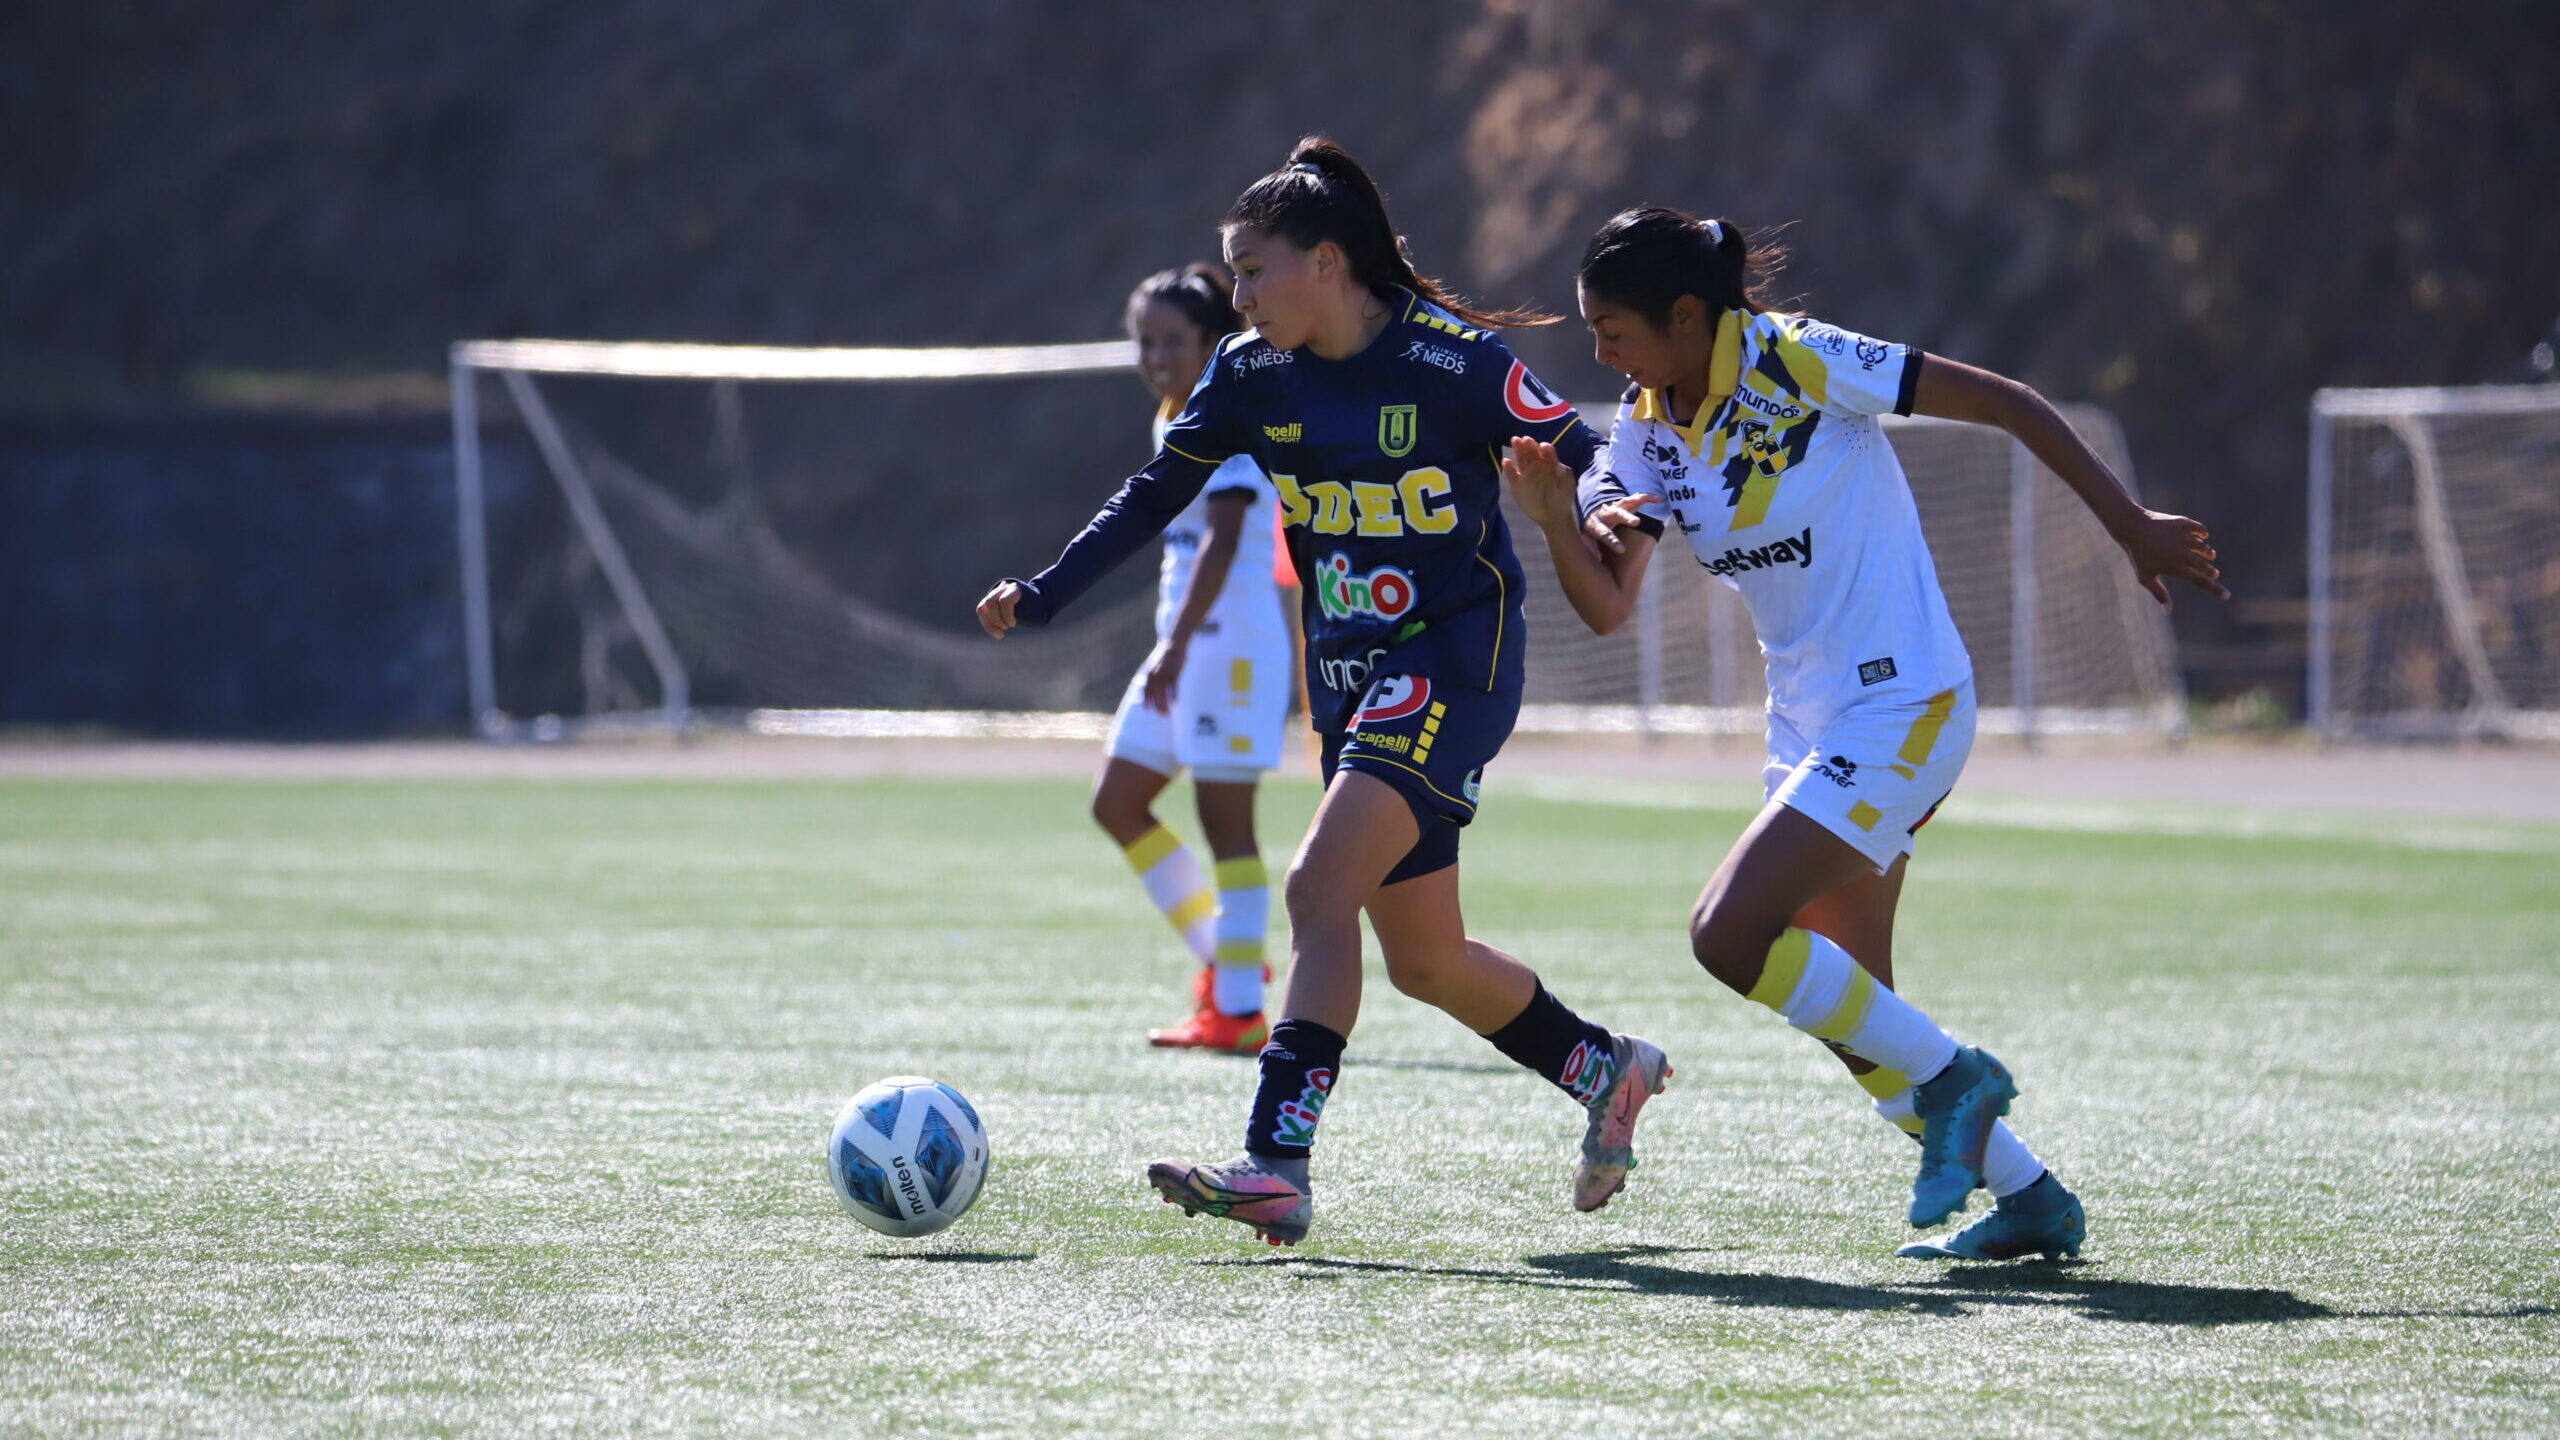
left=2306, top=384, right=2560, bottom=742
left=449, top=339, right=2179, bottom=744
left=448, top=337, right=1135, bottom=739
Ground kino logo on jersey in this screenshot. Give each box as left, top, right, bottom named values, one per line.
left=1315, top=552, right=1417, bottom=623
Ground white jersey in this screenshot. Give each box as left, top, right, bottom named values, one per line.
left=1151, top=403, right=1283, bottom=641
left=1591, top=310, right=1971, bottom=731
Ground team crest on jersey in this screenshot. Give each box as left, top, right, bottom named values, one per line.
left=1796, top=321, right=1849, bottom=357
left=1378, top=404, right=1418, bottom=458
left=1740, top=421, right=1787, bottom=478
left=1723, top=416, right=1815, bottom=490
left=1503, top=360, right=1574, bottom=424
left=1314, top=553, right=1418, bottom=623
left=1352, top=675, right=1432, bottom=726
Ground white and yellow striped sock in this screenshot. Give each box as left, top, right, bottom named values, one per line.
left=1863, top=1067, right=2047, bottom=1198
left=1746, top=927, right=1962, bottom=1082
left=1122, top=824, right=1216, bottom=964
left=1210, top=855, right=1270, bottom=1017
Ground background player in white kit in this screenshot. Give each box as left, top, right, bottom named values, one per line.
left=1507, top=207, right=2226, bottom=1260
left=1093, top=263, right=1295, bottom=1054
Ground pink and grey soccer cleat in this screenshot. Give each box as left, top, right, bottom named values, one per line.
left=1145, top=1153, right=1313, bottom=1246
left=1573, top=1034, right=1673, bottom=1212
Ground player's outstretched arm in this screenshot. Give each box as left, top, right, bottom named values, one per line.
left=975, top=447, right=1218, bottom=638
left=1503, top=436, right=1657, bottom=635
left=1909, top=357, right=2227, bottom=611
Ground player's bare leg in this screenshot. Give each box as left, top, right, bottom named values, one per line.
left=1795, top=860, right=2085, bottom=1257
left=1694, top=802, right=2016, bottom=1228
left=1367, top=853, right=1671, bottom=1213
left=1148, top=771, right=1411, bottom=1244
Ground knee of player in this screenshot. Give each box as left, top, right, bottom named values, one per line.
left=1687, top=898, right=1775, bottom=993
left=1380, top=950, right=1451, bottom=1002
left=1281, top=857, right=1354, bottom=929
left=1089, top=785, right=1143, bottom=837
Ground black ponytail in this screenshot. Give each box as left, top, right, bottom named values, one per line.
left=1125, top=261, right=1242, bottom=344
left=1576, top=207, right=1784, bottom=330
left=1225, top=136, right=1555, bottom=330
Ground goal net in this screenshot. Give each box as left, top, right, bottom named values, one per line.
left=450, top=340, right=2182, bottom=741
left=1507, top=405, right=2182, bottom=737
left=2310, top=385, right=2560, bottom=741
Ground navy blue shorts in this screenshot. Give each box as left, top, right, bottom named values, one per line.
left=1320, top=674, right=1519, bottom=886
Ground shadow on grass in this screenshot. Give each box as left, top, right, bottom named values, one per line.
left=866, top=1251, right=1036, bottom=1264
left=1202, top=1245, right=2455, bottom=1326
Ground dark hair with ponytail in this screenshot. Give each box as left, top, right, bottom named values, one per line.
left=1225, top=136, right=1555, bottom=330
left=1125, top=261, right=1243, bottom=343
left=1576, top=207, right=1785, bottom=330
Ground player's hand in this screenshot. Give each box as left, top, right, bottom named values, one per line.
left=1499, top=436, right=1580, bottom=531
left=1582, top=493, right=1664, bottom=555
left=1140, top=636, right=1187, bottom=714
left=975, top=580, right=1026, bottom=638
left=2112, top=509, right=2228, bottom=611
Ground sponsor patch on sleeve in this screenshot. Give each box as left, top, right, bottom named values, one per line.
left=1503, top=360, right=1575, bottom=425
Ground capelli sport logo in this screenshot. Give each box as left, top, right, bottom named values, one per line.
left=1378, top=404, right=1418, bottom=458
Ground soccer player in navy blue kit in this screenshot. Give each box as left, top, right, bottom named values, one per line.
left=977, top=139, right=1670, bottom=1246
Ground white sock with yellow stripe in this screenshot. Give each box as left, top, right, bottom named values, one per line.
left=1122, top=824, right=1216, bottom=965
left=1862, top=1066, right=2048, bottom=1198
left=1210, top=855, right=1269, bottom=1017
left=1746, top=927, right=1960, bottom=1082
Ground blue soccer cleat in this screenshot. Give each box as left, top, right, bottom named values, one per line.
left=1899, top=1174, right=2084, bottom=1260
left=1907, top=1045, right=2017, bottom=1228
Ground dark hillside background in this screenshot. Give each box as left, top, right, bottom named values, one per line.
left=4, top=0, right=2555, bottom=732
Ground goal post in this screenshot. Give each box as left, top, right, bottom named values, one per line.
left=2307, top=384, right=2560, bottom=741
left=448, top=338, right=2182, bottom=743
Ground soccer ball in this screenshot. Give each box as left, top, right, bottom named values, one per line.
left=825, top=1076, right=989, bottom=1237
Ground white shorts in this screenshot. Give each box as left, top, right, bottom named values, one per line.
left=1764, top=683, right=1976, bottom=874
left=1105, top=627, right=1294, bottom=782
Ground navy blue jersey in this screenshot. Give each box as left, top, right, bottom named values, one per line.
left=1011, top=289, right=1600, bottom=731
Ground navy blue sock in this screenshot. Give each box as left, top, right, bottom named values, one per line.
left=1485, top=982, right=1619, bottom=1105
left=1244, top=1019, right=1347, bottom=1160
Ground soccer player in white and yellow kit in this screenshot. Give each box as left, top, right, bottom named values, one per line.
left=1505, top=207, right=2226, bottom=1260
left=1095, top=264, right=1295, bottom=1054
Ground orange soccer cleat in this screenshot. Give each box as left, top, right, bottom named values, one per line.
left=1147, top=1004, right=1270, bottom=1054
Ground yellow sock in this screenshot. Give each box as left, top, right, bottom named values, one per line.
left=1745, top=927, right=1961, bottom=1083
left=1122, top=824, right=1215, bottom=963
left=1210, top=855, right=1269, bottom=1016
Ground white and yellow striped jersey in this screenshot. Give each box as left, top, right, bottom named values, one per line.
left=1151, top=403, right=1283, bottom=642
left=1584, top=310, right=1972, bottom=732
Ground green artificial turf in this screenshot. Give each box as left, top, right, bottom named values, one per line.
left=2, top=774, right=2554, bottom=1436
